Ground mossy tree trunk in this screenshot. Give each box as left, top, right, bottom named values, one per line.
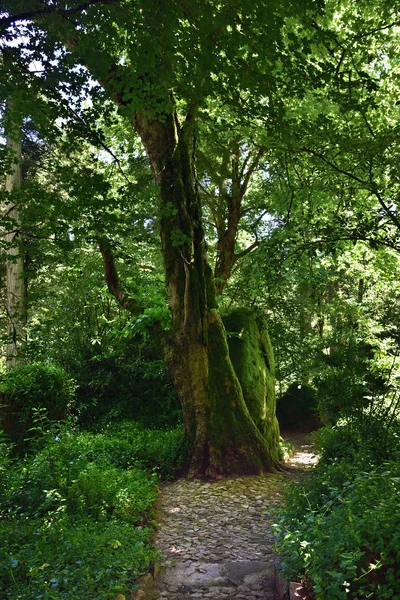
left=133, top=109, right=279, bottom=477
left=223, top=308, right=280, bottom=456
left=26, top=3, right=282, bottom=477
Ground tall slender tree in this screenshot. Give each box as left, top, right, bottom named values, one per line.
left=3, top=102, right=26, bottom=369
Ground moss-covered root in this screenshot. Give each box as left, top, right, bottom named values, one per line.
left=223, top=307, right=281, bottom=458
left=185, top=309, right=280, bottom=478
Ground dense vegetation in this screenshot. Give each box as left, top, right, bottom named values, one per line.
left=1, top=0, right=400, bottom=597
left=0, top=417, right=186, bottom=599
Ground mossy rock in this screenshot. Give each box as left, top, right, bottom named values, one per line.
left=276, top=382, right=319, bottom=428
left=222, top=307, right=280, bottom=453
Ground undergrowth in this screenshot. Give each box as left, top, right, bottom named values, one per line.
left=274, top=416, right=400, bottom=599
left=0, top=419, right=187, bottom=599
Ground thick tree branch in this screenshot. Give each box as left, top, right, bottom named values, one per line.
left=98, top=237, right=143, bottom=315
left=235, top=238, right=259, bottom=261
left=98, top=238, right=168, bottom=350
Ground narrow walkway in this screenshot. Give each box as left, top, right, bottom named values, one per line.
left=153, top=432, right=317, bottom=600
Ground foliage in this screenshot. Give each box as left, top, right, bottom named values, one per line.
left=0, top=419, right=188, bottom=598
left=274, top=410, right=400, bottom=598
left=0, top=423, right=158, bottom=522
left=25, top=249, right=180, bottom=429
left=101, top=421, right=189, bottom=480
left=0, top=517, right=156, bottom=600
left=0, top=363, right=76, bottom=445
left=75, top=341, right=181, bottom=430
left=1, top=0, right=400, bottom=588
left=313, top=415, right=400, bottom=466
left=0, top=430, right=12, bottom=495
left=274, top=458, right=400, bottom=599
left=278, top=437, right=294, bottom=462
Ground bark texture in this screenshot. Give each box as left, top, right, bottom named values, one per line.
left=4, top=117, right=26, bottom=370
left=223, top=307, right=281, bottom=461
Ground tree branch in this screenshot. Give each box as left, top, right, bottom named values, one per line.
left=304, top=147, right=400, bottom=232
left=240, top=148, right=264, bottom=196
left=98, top=237, right=143, bottom=315
left=234, top=238, right=258, bottom=261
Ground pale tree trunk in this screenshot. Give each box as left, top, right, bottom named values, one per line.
left=4, top=110, right=26, bottom=369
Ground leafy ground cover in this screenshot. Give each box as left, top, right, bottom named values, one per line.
left=0, top=421, right=187, bottom=599
left=274, top=418, right=400, bottom=599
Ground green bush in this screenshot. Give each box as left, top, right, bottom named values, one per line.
left=274, top=460, right=400, bottom=599
left=0, top=363, right=76, bottom=446
left=313, top=416, right=400, bottom=466
left=0, top=423, right=161, bottom=599
left=0, top=517, right=157, bottom=600
left=1, top=424, right=166, bottom=520
left=68, top=464, right=157, bottom=523
left=274, top=407, right=400, bottom=599
left=0, top=419, right=188, bottom=598
left=102, top=420, right=189, bottom=479
left=73, top=338, right=182, bottom=430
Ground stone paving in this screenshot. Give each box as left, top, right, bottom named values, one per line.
left=151, top=431, right=317, bottom=600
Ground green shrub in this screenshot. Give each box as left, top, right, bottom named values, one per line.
left=279, top=437, right=294, bottom=461
left=73, top=338, right=182, bottom=430
left=68, top=464, right=157, bottom=524
left=0, top=423, right=160, bottom=599
left=0, top=363, right=76, bottom=446
left=313, top=415, right=400, bottom=466
left=0, top=420, right=187, bottom=599
left=0, top=517, right=157, bottom=600
left=274, top=459, right=400, bottom=599
left=1, top=424, right=159, bottom=520
left=103, top=420, right=189, bottom=479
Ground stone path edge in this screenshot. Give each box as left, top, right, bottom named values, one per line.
left=127, top=563, right=305, bottom=600
left=128, top=491, right=165, bottom=600
left=129, top=561, right=161, bottom=600
left=126, top=429, right=318, bottom=600
left=274, top=567, right=306, bottom=600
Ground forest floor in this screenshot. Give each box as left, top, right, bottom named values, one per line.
left=151, top=429, right=318, bottom=600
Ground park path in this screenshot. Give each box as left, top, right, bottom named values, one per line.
left=151, top=430, right=317, bottom=600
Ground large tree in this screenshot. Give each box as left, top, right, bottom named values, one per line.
left=3, top=0, right=320, bottom=476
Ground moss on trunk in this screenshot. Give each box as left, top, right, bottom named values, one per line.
left=164, top=308, right=280, bottom=478
left=223, top=307, right=281, bottom=462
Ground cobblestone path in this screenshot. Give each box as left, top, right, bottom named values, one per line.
left=152, top=431, right=317, bottom=600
